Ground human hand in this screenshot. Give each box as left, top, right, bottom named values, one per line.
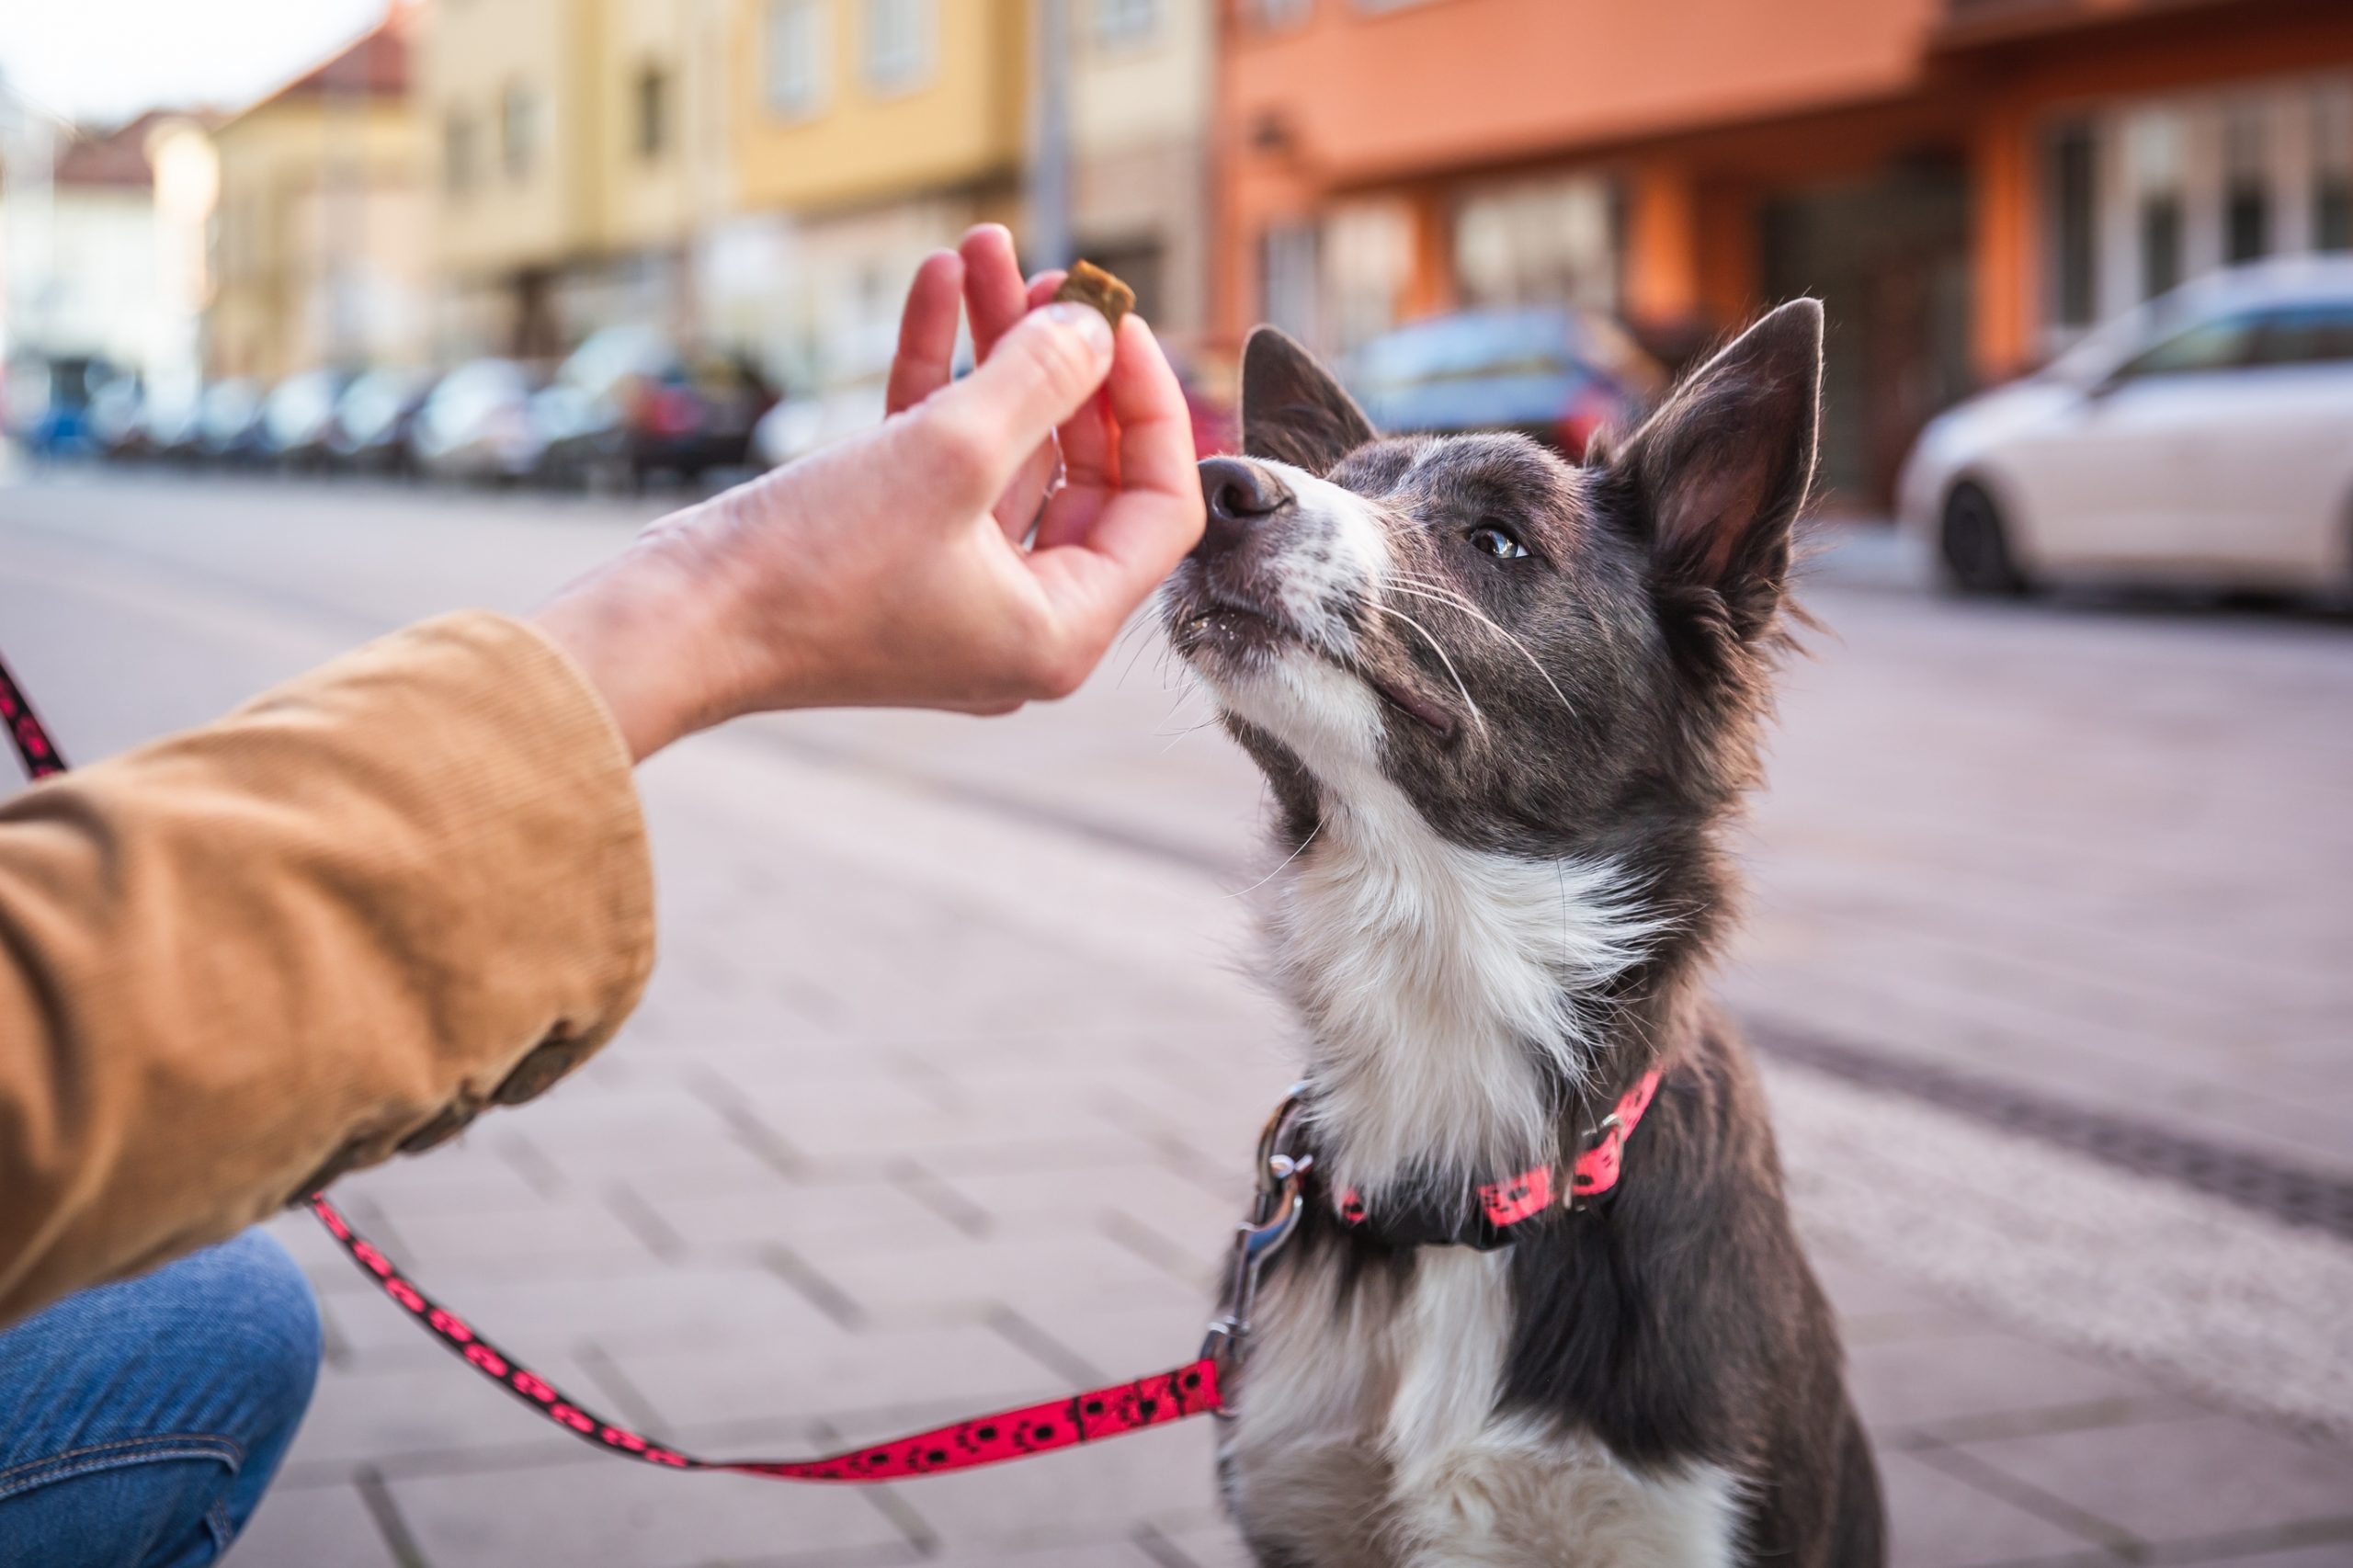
left=531, top=225, right=1205, bottom=760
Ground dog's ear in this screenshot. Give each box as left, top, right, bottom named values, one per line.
left=1241, top=326, right=1375, bottom=476
left=1609, top=299, right=1822, bottom=641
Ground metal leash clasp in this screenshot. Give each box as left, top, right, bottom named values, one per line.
left=1199, top=1085, right=1313, bottom=1416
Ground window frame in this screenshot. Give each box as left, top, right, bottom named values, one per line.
left=765, top=0, right=832, bottom=121
left=863, top=0, right=935, bottom=97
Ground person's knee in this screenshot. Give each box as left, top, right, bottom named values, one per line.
left=0, top=1228, right=323, bottom=1567
left=181, top=1229, right=324, bottom=1455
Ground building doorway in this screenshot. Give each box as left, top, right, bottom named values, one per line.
left=1763, top=160, right=1971, bottom=511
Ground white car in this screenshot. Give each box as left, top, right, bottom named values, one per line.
left=1898, top=259, right=2353, bottom=597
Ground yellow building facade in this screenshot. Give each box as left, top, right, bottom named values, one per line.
left=708, top=0, right=1029, bottom=388
left=423, top=0, right=727, bottom=358
left=208, top=15, right=428, bottom=380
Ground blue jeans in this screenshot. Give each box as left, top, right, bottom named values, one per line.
left=0, top=1230, right=322, bottom=1568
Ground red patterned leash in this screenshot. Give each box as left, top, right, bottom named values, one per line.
left=0, top=642, right=1298, bottom=1482
left=310, top=1194, right=1220, bottom=1479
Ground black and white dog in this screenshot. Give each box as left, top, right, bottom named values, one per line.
left=1164, top=302, right=1884, bottom=1566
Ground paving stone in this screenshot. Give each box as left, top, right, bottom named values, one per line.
left=803, top=1231, right=1202, bottom=1329
left=1847, top=1332, right=2164, bottom=1437
left=2165, top=1541, right=2353, bottom=1568
left=282, top=1347, right=611, bottom=1470
left=597, top=1320, right=1071, bottom=1430
left=1876, top=1449, right=2115, bottom=1568
left=917, top=1540, right=1174, bottom=1568
left=230, top=1479, right=404, bottom=1568
left=1149, top=1517, right=1259, bottom=1568
left=316, top=1256, right=836, bottom=1363
left=645, top=1178, right=974, bottom=1258
left=358, top=1196, right=662, bottom=1278
left=1950, top=1415, right=2353, bottom=1546
left=385, top=1454, right=915, bottom=1568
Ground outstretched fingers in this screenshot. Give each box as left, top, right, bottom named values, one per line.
left=1029, top=316, right=1205, bottom=641
left=885, top=250, right=965, bottom=416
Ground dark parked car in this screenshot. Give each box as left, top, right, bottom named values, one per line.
left=410, top=358, right=545, bottom=483
left=133, top=381, right=205, bottom=461
left=1347, top=307, right=1665, bottom=460
left=195, top=379, right=271, bottom=464
left=263, top=369, right=358, bottom=472
left=328, top=367, right=436, bottom=475
left=535, top=325, right=776, bottom=491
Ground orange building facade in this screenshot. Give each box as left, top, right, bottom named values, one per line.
left=1215, top=0, right=2353, bottom=506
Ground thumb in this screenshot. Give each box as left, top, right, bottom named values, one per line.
left=921, top=302, right=1114, bottom=487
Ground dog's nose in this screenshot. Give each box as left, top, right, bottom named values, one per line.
left=1197, top=456, right=1292, bottom=557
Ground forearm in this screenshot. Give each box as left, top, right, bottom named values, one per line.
left=0, top=612, right=654, bottom=1326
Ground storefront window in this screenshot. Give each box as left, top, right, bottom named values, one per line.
left=2127, top=109, right=2186, bottom=301
left=2318, top=85, right=2353, bottom=253
left=2223, top=105, right=2270, bottom=265
left=1261, top=222, right=1321, bottom=347
left=1454, top=176, right=1617, bottom=314
left=2044, top=121, right=2097, bottom=328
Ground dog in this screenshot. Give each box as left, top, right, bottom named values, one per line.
left=1162, top=301, right=1885, bottom=1566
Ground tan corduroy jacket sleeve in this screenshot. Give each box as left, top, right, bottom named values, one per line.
left=0, top=611, right=655, bottom=1327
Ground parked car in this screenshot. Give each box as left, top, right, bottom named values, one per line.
left=3, top=355, right=119, bottom=460
left=329, top=367, right=436, bottom=475
left=195, top=379, right=271, bottom=464
left=752, top=381, right=889, bottom=469
left=1345, top=307, right=1665, bottom=460
left=534, top=325, right=776, bottom=490
left=134, top=381, right=205, bottom=461
left=262, top=369, right=357, bottom=472
left=1899, top=258, right=2353, bottom=598
left=409, top=358, right=544, bottom=483
left=86, top=375, right=148, bottom=458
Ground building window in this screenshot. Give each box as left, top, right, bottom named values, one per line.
left=1092, top=0, right=1158, bottom=47
left=501, top=82, right=540, bottom=179
left=444, top=110, right=479, bottom=197
left=1455, top=175, right=1617, bottom=313
left=2223, top=104, right=2270, bottom=265
left=635, top=65, right=671, bottom=160
left=2127, top=108, right=2185, bottom=301
left=2316, top=84, right=2352, bottom=254
left=767, top=0, right=829, bottom=119
left=864, top=0, right=933, bottom=95
left=1261, top=221, right=1321, bottom=347
left=1252, top=0, right=1312, bottom=30
left=2044, top=120, right=2097, bottom=329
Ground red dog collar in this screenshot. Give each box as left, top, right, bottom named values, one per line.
left=1335, top=1069, right=1662, bottom=1244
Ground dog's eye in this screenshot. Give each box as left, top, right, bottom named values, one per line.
left=1465, top=522, right=1529, bottom=561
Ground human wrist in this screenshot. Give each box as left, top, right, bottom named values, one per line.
left=531, top=529, right=750, bottom=761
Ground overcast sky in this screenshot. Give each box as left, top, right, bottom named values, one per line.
left=0, top=0, right=388, bottom=125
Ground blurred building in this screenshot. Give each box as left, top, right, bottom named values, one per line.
left=705, top=0, right=1031, bottom=392
left=1065, top=0, right=1216, bottom=339
left=1216, top=0, right=2353, bottom=507
left=1, top=111, right=215, bottom=397
left=422, top=0, right=730, bottom=360
left=208, top=8, right=428, bottom=380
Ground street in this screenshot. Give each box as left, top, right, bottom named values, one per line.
left=3, top=468, right=2349, bottom=1568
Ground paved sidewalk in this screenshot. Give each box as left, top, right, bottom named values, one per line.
left=1, top=477, right=2347, bottom=1566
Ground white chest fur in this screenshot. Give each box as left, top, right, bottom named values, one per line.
left=1268, top=767, right=1660, bottom=1200
left=1224, top=1247, right=1741, bottom=1567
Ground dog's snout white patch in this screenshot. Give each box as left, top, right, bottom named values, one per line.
left=1256, top=459, right=1391, bottom=653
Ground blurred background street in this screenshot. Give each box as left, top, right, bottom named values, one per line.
left=6, top=0, right=2353, bottom=1562
left=2, top=468, right=2348, bottom=1567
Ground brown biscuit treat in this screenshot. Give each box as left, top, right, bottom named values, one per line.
left=1054, top=260, right=1135, bottom=333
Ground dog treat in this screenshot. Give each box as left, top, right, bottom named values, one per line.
left=1054, top=261, right=1135, bottom=332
